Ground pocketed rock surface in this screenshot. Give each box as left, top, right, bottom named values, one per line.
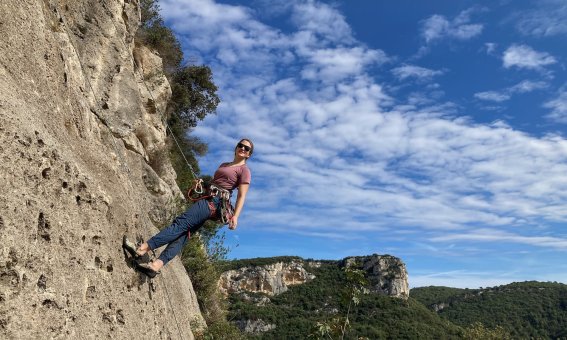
left=0, top=1, right=204, bottom=338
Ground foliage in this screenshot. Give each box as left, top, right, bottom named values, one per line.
left=225, top=260, right=463, bottom=339
left=222, top=257, right=567, bottom=339
left=460, top=322, right=511, bottom=340
left=137, top=0, right=220, bottom=128
left=136, top=0, right=219, bottom=190
left=167, top=123, right=208, bottom=192
left=194, top=321, right=246, bottom=340
left=182, top=231, right=243, bottom=339
left=138, top=0, right=182, bottom=73
left=411, top=281, right=567, bottom=339
left=308, top=266, right=369, bottom=339
left=169, top=66, right=220, bottom=129
left=139, top=0, right=160, bottom=28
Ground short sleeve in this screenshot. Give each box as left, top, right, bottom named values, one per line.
left=240, top=166, right=251, bottom=185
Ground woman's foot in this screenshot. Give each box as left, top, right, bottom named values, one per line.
left=123, top=237, right=151, bottom=257
left=135, top=260, right=163, bottom=278
left=135, top=242, right=150, bottom=257
left=149, top=259, right=164, bottom=272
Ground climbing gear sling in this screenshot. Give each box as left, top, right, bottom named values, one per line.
left=187, top=182, right=234, bottom=225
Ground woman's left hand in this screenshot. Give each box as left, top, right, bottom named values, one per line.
left=229, top=216, right=238, bottom=230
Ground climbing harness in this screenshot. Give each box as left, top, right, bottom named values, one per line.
left=209, top=184, right=235, bottom=225
left=187, top=182, right=235, bottom=225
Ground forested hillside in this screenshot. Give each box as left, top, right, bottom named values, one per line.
left=411, top=281, right=567, bottom=339
left=223, top=258, right=507, bottom=339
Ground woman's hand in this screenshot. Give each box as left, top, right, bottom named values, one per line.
left=229, top=215, right=238, bottom=230
left=230, top=183, right=249, bottom=230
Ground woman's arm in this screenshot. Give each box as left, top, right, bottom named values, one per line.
left=229, top=183, right=249, bottom=230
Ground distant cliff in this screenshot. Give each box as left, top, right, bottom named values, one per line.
left=219, top=260, right=316, bottom=296
left=0, top=1, right=203, bottom=339
left=343, top=254, right=409, bottom=299
left=220, top=255, right=409, bottom=299
left=219, top=255, right=410, bottom=335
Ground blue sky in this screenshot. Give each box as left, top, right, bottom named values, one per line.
left=159, top=0, right=567, bottom=288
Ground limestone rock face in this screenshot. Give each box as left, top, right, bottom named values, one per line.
left=219, top=261, right=316, bottom=296
left=0, top=1, right=203, bottom=339
left=344, top=254, right=409, bottom=299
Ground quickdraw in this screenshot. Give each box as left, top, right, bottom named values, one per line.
left=186, top=178, right=206, bottom=201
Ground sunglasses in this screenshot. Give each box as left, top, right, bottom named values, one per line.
left=237, top=143, right=252, bottom=152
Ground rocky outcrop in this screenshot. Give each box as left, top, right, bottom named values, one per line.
left=0, top=1, right=203, bottom=339
left=219, top=261, right=316, bottom=296
left=234, top=319, right=276, bottom=334
left=344, top=254, right=409, bottom=299
left=220, top=255, right=409, bottom=300
left=432, top=302, right=449, bottom=312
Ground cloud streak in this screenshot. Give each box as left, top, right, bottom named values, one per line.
left=515, top=0, right=567, bottom=37
left=474, top=80, right=548, bottom=102
left=420, top=8, right=484, bottom=43
left=391, top=64, right=445, bottom=81
left=544, top=89, right=567, bottom=123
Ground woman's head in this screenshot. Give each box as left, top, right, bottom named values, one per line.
left=235, top=138, right=254, bottom=159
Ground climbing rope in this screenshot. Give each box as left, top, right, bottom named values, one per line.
left=53, top=2, right=189, bottom=339
left=98, top=2, right=204, bottom=338
left=102, top=2, right=194, bottom=338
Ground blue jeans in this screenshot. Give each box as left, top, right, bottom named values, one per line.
left=147, top=198, right=218, bottom=265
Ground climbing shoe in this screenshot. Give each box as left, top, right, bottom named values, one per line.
left=135, top=261, right=160, bottom=278
left=122, top=235, right=139, bottom=258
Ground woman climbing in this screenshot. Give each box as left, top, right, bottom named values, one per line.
left=123, top=138, right=253, bottom=278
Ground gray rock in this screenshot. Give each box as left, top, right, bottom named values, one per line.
left=234, top=319, right=276, bottom=333
left=219, top=261, right=316, bottom=296
left=219, top=255, right=409, bottom=300
left=343, top=254, right=409, bottom=299
left=0, top=1, right=203, bottom=339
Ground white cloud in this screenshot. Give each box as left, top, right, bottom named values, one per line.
left=431, top=228, right=567, bottom=249
left=421, top=15, right=450, bottom=43
left=474, top=80, right=548, bottom=103
left=391, top=64, right=445, bottom=81
left=502, top=44, right=557, bottom=69
left=515, top=0, right=567, bottom=37
left=484, top=42, right=497, bottom=55
left=290, top=1, right=353, bottom=44
left=301, top=47, right=389, bottom=82
left=510, top=80, right=548, bottom=93
left=474, top=91, right=510, bottom=102
left=420, top=8, right=483, bottom=43
left=544, top=90, right=567, bottom=123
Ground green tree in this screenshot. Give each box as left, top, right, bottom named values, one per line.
left=137, top=0, right=182, bottom=73
left=182, top=231, right=243, bottom=340
left=461, top=322, right=511, bottom=340
left=169, top=65, right=220, bottom=129
left=309, top=266, right=369, bottom=339
left=137, top=0, right=219, bottom=182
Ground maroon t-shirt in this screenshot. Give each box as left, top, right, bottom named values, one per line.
left=212, top=163, right=251, bottom=192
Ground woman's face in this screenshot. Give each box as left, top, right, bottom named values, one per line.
left=235, top=140, right=252, bottom=158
